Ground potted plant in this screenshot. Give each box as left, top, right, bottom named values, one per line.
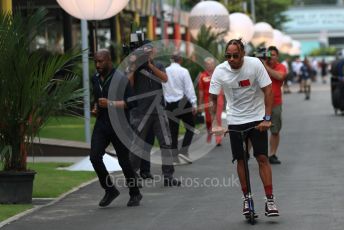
left=0, top=8, right=83, bottom=204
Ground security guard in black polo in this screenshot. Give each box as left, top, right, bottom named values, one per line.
left=90, top=49, right=142, bottom=207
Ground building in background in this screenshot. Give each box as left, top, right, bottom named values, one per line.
left=283, top=0, right=344, bottom=56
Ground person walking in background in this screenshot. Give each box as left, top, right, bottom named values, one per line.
left=210, top=38, right=279, bottom=217
left=262, top=46, right=287, bottom=164
left=311, top=58, right=319, bottom=82
left=90, top=49, right=142, bottom=207
left=163, top=52, right=197, bottom=164
left=281, top=57, right=292, bottom=94
left=292, top=57, right=303, bottom=93
left=198, top=57, right=224, bottom=146
left=300, top=58, right=313, bottom=100
left=320, top=58, right=328, bottom=84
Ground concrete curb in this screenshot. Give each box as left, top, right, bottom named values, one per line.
left=0, top=177, right=99, bottom=229
left=0, top=124, right=210, bottom=228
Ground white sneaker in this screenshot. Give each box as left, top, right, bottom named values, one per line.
left=242, top=196, right=249, bottom=216
left=178, top=154, right=192, bottom=164
left=265, top=197, right=280, bottom=217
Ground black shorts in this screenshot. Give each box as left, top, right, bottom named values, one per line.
left=228, top=121, right=268, bottom=162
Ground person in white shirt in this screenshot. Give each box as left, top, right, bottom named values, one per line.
left=209, top=39, right=279, bottom=217
left=163, top=52, right=197, bottom=164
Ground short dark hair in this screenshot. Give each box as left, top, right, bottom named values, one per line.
left=171, top=51, right=182, bottom=62
left=95, top=49, right=112, bottom=61
left=225, top=38, right=245, bottom=53
left=268, top=46, right=279, bottom=55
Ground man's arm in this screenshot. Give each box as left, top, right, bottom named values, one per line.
left=147, top=62, right=168, bottom=82
left=198, top=90, right=204, bottom=113
left=90, top=76, right=98, bottom=115
left=127, top=54, right=137, bottom=87
left=110, top=101, right=127, bottom=108
left=183, top=70, right=197, bottom=115
left=262, top=83, right=273, bottom=116
left=209, top=93, right=225, bottom=135
left=263, top=62, right=286, bottom=81
left=207, top=65, right=226, bottom=135
left=98, top=98, right=127, bottom=109
left=209, top=93, right=218, bottom=123
left=198, top=74, right=204, bottom=113
left=127, top=71, right=135, bottom=87
left=256, top=84, right=273, bottom=132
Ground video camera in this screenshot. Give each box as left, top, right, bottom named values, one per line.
left=122, top=30, right=151, bottom=67
left=253, top=47, right=271, bottom=60
left=122, top=30, right=144, bottom=56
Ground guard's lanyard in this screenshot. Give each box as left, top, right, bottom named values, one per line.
left=99, top=69, right=114, bottom=92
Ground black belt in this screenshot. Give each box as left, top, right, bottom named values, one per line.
left=165, top=99, right=182, bottom=105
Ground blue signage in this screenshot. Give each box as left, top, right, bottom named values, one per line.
left=283, top=7, right=344, bottom=33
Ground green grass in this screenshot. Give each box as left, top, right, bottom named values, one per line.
left=0, top=205, right=33, bottom=222
left=39, top=116, right=96, bottom=142
left=0, top=162, right=96, bottom=222
left=29, top=162, right=96, bottom=198
left=39, top=116, right=194, bottom=143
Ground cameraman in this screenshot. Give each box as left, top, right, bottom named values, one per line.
left=261, top=46, right=287, bottom=164
left=127, top=41, right=181, bottom=187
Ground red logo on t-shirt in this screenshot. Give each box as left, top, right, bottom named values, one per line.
left=239, top=79, right=250, bottom=87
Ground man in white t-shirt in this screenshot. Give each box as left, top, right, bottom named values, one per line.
left=209, top=39, right=279, bottom=217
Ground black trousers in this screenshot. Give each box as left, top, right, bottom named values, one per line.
left=165, top=98, right=195, bottom=157
left=90, top=119, right=140, bottom=196
left=139, top=128, right=154, bottom=173
left=130, top=113, right=174, bottom=178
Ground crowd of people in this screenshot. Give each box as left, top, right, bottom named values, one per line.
left=87, top=38, right=332, bottom=218
left=282, top=56, right=330, bottom=100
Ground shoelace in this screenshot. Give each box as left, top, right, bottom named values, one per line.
left=266, top=200, right=278, bottom=211
left=243, top=199, right=249, bottom=209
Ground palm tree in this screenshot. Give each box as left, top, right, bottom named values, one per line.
left=195, top=25, right=226, bottom=61
left=0, top=8, right=83, bottom=172
left=182, top=25, right=226, bottom=82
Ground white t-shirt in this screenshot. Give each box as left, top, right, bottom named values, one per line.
left=209, top=56, right=271, bottom=125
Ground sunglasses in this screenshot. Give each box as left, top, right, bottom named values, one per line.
left=224, top=53, right=240, bottom=59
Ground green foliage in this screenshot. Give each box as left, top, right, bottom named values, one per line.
left=183, top=25, right=224, bottom=83
left=0, top=9, right=84, bottom=171
left=220, top=0, right=248, bottom=13
left=223, top=0, right=293, bottom=30
left=309, top=46, right=337, bottom=56
left=195, top=25, right=225, bottom=60
left=254, top=0, right=292, bottom=30
left=180, top=0, right=199, bottom=10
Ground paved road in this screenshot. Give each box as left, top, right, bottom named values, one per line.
left=2, top=82, right=344, bottom=230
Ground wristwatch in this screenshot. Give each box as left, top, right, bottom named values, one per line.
left=263, top=115, right=272, bottom=121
